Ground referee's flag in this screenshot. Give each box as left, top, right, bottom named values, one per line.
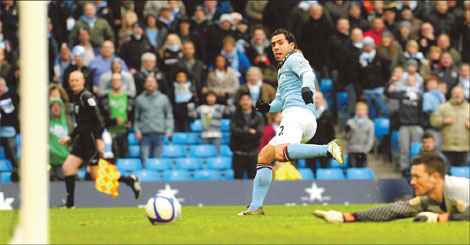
left=95, top=158, right=121, bottom=198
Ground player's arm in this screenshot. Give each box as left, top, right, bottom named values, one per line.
left=288, top=54, right=315, bottom=104
left=83, top=92, right=105, bottom=140
left=255, top=91, right=282, bottom=113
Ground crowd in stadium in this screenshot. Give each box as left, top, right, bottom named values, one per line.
left=0, top=0, right=469, bottom=182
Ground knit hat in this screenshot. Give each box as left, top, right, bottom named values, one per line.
left=362, top=36, right=375, bottom=47
left=219, top=14, right=234, bottom=25
left=405, top=59, right=418, bottom=68
left=400, top=21, right=412, bottom=29
left=382, top=30, right=394, bottom=38
left=72, top=45, right=86, bottom=58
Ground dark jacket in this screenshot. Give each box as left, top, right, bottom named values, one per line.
left=98, top=93, right=135, bottom=130
left=299, top=15, right=334, bottom=71
left=309, top=110, right=335, bottom=145
left=229, top=107, right=264, bottom=152
left=173, top=58, right=207, bottom=103
left=133, top=68, right=168, bottom=96
left=0, top=91, right=18, bottom=128
left=344, top=42, right=363, bottom=92
left=70, top=89, right=105, bottom=140
left=360, top=54, right=391, bottom=90
left=384, top=83, right=423, bottom=126
left=432, top=65, right=460, bottom=98
left=206, top=25, right=234, bottom=67
left=429, top=11, right=456, bottom=36
left=119, top=35, right=156, bottom=71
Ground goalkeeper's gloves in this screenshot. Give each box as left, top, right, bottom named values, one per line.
left=255, top=100, right=270, bottom=113
left=301, top=87, right=313, bottom=104
left=413, top=212, right=449, bottom=223
left=313, top=210, right=344, bottom=223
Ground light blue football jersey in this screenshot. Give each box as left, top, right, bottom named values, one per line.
left=269, top=51, right=316, bottom=115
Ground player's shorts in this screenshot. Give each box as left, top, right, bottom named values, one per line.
left=268, top=107, right=317, bottom=146
left=70, top=133, right=100, bottom=166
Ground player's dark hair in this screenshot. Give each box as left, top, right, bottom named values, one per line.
left=270, top=29, right=296, bottom=47
left=422, top=132, right=434, bottom=140
left=411, top=152, right=446, bottom=179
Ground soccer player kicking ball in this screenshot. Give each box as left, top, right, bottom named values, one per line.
left=314, top=153, right=470, bottom=222
left=58, top=71, right=141, bottom=208
left=238, top=29, right=344, bottom=215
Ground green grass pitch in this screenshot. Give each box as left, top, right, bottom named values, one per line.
left=1, top=204, right=469, bottom=244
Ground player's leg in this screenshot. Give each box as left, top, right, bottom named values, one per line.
left=61, top=154, right=83, bottom=208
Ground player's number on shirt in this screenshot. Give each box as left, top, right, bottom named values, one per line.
left=278, top=126, right=284, bottom=136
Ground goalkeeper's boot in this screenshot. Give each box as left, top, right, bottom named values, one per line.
left=129, top=175, right=142, bottom=199
left=313, top=210, right=344, bottom=223
left=327, top=139, right=344, bottom=164
left=238, top=206, right=264, bottom=216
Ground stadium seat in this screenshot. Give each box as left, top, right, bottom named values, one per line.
left=163, top=169, right=192, bottom=181
left=374, top=118, right=390, bottom=138
left=164, top=135, right=170, bottom=144
left=316, top=168, right=345, bottom=180
left=320, top=78, right=333, bottom=93
left=220, top=145, right=233, bottom=157
left=297, top=159, right=306, bottom=168
left=190, top=119, right=203, bottom=132
left=221, top=119, right=231, bottom=132
left=0, top=172, right=12, bottom=183
left=450, top=167, right=470, bottom=178
left=128, top=133, right=139, bottom=145
left=391, top=130, right=399, bottom=152
left=409, top=142, right=422, bottom=160
left=330, top=157, right=348, bottom=169
left=0, top=148, right=5, bottom=159
left=175, top=158, right=202, bottom=171
left=221, top=169, right=234, bottom=180
left=76, top=168, right=86, bottom=180
left=0, top=159, right=12, bottom=172
left=193, top=170, right=221, bottom=180
left=132, top=170, right=162, bottom=182
left=298, top=168, right=314, bottom=180
left=221, top=132, right=231, bottom=144
left=172, top=132, right=200, bottom=145
left=190, top=145, right=218, bottom=158
left=161, top=145, right=187, bottom=158
left=116, top=158, right=142, bottom=173
left=206, top=157, right=232, bottom=170
left=146, top=158, right=172, bottom=171
left=128, top=145, right=141, bottom=158
left=336, top=92, right=348, bottom=112
left=346, top=168, right=375, bottom=179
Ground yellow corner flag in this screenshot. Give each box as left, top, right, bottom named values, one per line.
left=95, top=158, right=122, bottom=198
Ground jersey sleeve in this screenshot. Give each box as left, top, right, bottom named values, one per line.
left=269, top=90, right=282, bottom=113
left=83, top=92, right=106, bottom=140
left=287, top=53, right=316, bottom=89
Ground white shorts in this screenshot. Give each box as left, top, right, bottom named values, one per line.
left=268, top=107, right=317, bottom=146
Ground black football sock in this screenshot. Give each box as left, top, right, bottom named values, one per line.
left=118, top=175, right=133, bottom=186
left=64, top=175, right=75, bottom=207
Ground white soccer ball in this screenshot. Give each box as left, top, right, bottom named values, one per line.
left=146, top=194, right=181, bottom=224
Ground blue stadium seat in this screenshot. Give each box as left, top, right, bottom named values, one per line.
left=146, top=158, right=172, bottom=171
left=161, top=145, right=187, bottom=158
left=128, top=133, right=139, bottom=145
left=0, top=160, right=12, bottom=172
left=336, top=92, right=348, bottom=112
left=450, top=167, right=470, bottom=178
left=175, top=158, right=202, bottom=171
left=206, top=157, right=232, bottom=170
left=298, top=168, right=314, bottom=180
left=164, top=135, right=170, bottom=144
left=190, top=119, right=203, bottom=132
left=320, top=79, right=333, bottom=93
left=374, top=118, right=390, bottom=138
left=220, top=144, right=233, bottom=157
left=221, top=132, right=231, bottom=144
left=163, top=170, right=192, bottom=181
left=221, top=169, right=234, bottom=180
left=193, top=170, right=221, bottom=180
left=221, top=119, right=231, bottom=132
left=330, top=157, right=348, bottom=169
left=297, top=159, right=306, bottom=168
left=346, top=168, right=375, bottom=179
left=16, top=134, right=21, bottom=147
left=409, top=142, right=422, bottom=160
left=391, top=130, right=399, bottom=152
left=116, top=158, right=142, bottom=173
left=316, top=168, right=345, bottom=180
left=0, top=148, right=5, bottom=159
left=132, top=170, right=162, bottom=182
left=76, top=168, right=86, bottom=180
left=172, top=132, right=200, bottom=145
left=0, top=172, right=12, bottom=183
left=128, top=145, right=141, bottom=158
left=190, top=145, right=218, bottom=158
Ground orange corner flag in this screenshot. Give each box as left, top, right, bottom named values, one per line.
left=95, top=158, right=122, bottom=198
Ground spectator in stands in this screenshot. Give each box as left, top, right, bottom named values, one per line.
left=134, top=52, right=168, bottom=96
left=244, top=1, right=267, bottom=27
left=348, top=3, right=370, bottom=32
left=418, top=22, right=437, bottom=55
left=144, top=1, right=186, bottom=19
left=437, top=33, right=461, bottom=66
left=402, top=59, right=424, bottom=90
left=205, top=55, right=239, bottom=104
left=299, top=4, right=333, bottom=78
left=144, top=11, right=168, bottom=51
left=119, top=22, right=155, bottom=74
left=202, top=0, right=222, bottom=23
left=385, top=66, right=404, bottom=133
left=0, top=21, right=15, bottom=64
left=306, top=91, right=335, bottom=173
left=190, top=6, right=210, bottom=58
left=364, top=17, right=385, bottom=45
left=385, top=74, right=424, bottom=176
left=97, top=58, right=136, bottom=98
left=230, top=92, right=264, bottom=179
left=220, top=35, right=251, bottom=84
left=458, top=63, right=470, bottom=100
left=403, top=40, right=426, bottom=68
left=63, top=46, right=94, bottom=103
left=328, top=18, right=351, bottom=92
left=431, top=86, right=470, bottom=166
left=118, top=10, right=138, bottom=47
left=383, top=5, right=399, bottom=36
left=0, top=1, right=18, bottom=50
left=170, top=69, right=197, bottom=132
left=429, top=1, right=456, bottom=37
left=0, top=77, right=18, bottom=181
left=176, top=16, right=205, bottom=62
left=49, top=98, right=73, bottom=181
left=258, top=112, right=281, bottom=152
left=68, top=2, right=115, bottom=49
left=419, top=133, right=449, bottom=167
left=77, top=28, right=96, bottom=66
left=457, top=8, right=470, bottom=63
left=344, top=27, right=363, bottom=118
left=49, top=84, right=70, bottom=115
left=359, top=36, right=390, bottom=118
left=285, top=1, right=313, bottom=40
left=53, top=43, right=71, bottom=85
left=134, top=76, right=174, bottom=167
left=367, top=0, right=384, bottom=23
left=396, top=21, right=412, bottom=51
left=432, top=52, right=459, bottom=98
left=324, top=0, right=351, bottom=25
left=206, top=13, right=234, bottom=67
left=344, top=101, right=375, bottom=168
left=420, top=46, right=442, bottom=79
left=158, top=33, right=184, bottom=77
left=168, top=0, right=186, bottom=20
left=156, top=7, right=175, bottom=31
left=0, top=48, right=11, bottom=82
left=398, top=6, right=421, bottom=40
left=189, top=91, right=232, bottom=153
left=376, top=30, right=405, bottom=73
left=233, top=18, right=250, bottom=45
left=246, top=24, right=272, bottom=67
left=422, top=76, right=446, bottom=149
left=99, top=72, right=134, bottom=162
left=88, top=40, right=128, bottom=90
